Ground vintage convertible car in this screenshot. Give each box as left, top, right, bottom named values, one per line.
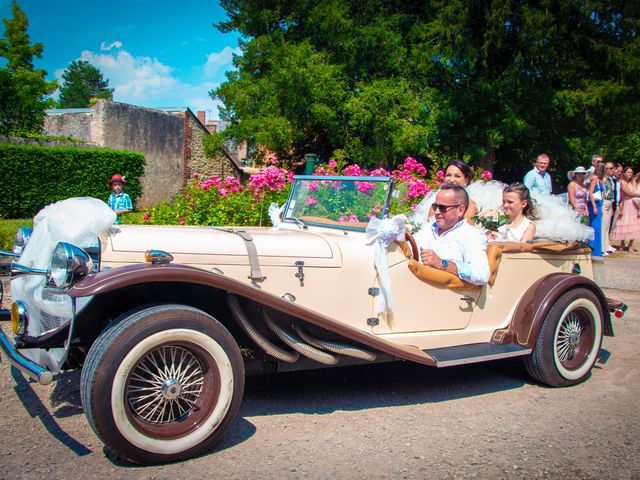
left=0, top=175, right=626, bottom=465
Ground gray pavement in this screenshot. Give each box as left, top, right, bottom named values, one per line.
left=593, top=248, right=640, bottom=291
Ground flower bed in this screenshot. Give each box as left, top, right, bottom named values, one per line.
left=123, top=157, right=490, bottom=227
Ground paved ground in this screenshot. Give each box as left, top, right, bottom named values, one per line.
left=0, top=259, right=638, bottom=479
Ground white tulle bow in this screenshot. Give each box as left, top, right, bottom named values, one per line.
left=268, top=202, right=283, bottom=227
left=365, top=215, right=407, bottom=317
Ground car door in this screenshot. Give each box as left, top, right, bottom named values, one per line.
left=370, top=245, right=481, bottom=334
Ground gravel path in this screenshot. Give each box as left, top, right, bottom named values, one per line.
left=0, top=283, right=638, bottom=480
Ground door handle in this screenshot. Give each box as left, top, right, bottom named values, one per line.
left=460, top=295, right=474, bottom=302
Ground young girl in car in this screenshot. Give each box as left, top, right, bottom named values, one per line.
left=490, top=183, right=537, bottom=243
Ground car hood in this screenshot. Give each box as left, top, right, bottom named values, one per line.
left=102, top=224, right=343, bottom=268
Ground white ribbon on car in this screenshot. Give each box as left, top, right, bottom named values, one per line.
left=268, top=202, right=283, bottom=227
left=365, top=214, right=407, bottom=320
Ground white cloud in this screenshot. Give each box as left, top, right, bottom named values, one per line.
left=61, top=45, right=242, bottom=119
left=204, top=46, right=241, bottom=79
left=100, top=41, right=123, bottom=51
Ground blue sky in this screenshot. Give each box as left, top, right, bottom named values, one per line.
left=0, top=0, right=241, bottom=120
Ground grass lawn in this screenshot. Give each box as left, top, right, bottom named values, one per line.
left=0, top=218, right=32, bottom=251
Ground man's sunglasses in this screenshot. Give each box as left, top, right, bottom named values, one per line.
left=432, top=203, right=462, bottom=213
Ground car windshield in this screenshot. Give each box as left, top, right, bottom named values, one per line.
left=283, top=176, right=394, bottom=231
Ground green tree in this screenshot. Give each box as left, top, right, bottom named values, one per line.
left=0, top=1, right=56, bottom=136
left=214, top=0, right=639, bottom=174
left=57, top=60, right=113, bottom=108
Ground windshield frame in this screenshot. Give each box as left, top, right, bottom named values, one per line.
left=282, top=175, right=395, bottom=232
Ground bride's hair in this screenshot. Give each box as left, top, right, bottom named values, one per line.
left=504, top=182, right=538, bottom=220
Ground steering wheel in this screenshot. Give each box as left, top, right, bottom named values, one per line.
left=405, top=230, right=420, bottom=261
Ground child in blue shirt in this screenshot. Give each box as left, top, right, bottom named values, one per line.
left=107, top=174, right=133, bottom=223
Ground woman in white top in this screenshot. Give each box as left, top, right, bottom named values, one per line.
left=493, top=183, right=537, bottom=242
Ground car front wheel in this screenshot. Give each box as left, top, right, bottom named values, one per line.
left=524, top=288, right=603, bottom=387
left=80, top=304, right=244, bottom=465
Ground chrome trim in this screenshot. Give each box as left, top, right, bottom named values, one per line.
left=10, top=262, right=48, bottom=278
left=49, top=242, right=93, bottom=288
left=0, top=249, right=16, bottom=258
left=0, top=328, right=53, bottom=385
left=145, top=249, right=174, bottom=265
left=12, top=226, right=33, bottom=257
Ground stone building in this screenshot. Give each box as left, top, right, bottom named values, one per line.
left=44, top=100, right=246, bottom=208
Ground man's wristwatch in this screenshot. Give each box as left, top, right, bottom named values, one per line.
left=440, top=259, right=449, bottom=271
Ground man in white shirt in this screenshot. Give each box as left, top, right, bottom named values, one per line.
left=523, top=154, right=553, bottom=196
left=414, top=185, right=490, bottom=285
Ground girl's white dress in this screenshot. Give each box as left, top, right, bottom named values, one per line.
left=495, top=217, right=532, bottom=242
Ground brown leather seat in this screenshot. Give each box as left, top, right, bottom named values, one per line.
left=404, top=242, right=503, bottom=289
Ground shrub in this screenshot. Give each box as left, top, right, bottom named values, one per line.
left=0, top=143, right=145, bottom=218
left=125, top=157, right=493, bottom=228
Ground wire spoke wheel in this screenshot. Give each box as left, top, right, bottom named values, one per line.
left=126, top=344, right=212, bottom=433
left=524, top=288, right=603, bottom=387
left=81, top=304, right=244, bottom=464
left=554, top=306, right=596, bottom=372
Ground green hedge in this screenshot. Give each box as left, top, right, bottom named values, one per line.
left=0, top=143, right=145, bottom=218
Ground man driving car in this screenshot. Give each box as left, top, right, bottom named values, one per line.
left=414, top=184, right=490, bottom=285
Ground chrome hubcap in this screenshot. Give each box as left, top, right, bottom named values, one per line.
left=556, top=312, right=582, bottom=362
left=127, top=346, right=204, bottom=424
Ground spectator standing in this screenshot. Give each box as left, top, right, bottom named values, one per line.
left=611, top=166, right=640, bottom=251
left=523, top=154, right=553, bottom=196
left=567, top=166, right=590, bottom=222
left=611, top=163, right=623, bottom=229
left=107, top=174, right=133, bottom=224
left=588, top=164, right=606, bottom=257
left=602, top=162, right=617, bottom=253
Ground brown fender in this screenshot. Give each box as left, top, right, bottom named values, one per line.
left=69, top=263, right=436, bottom=366
left=495, top=272, right=613, bottom=348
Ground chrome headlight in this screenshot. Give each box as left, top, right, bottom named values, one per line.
left=13, top=226, right=33, bottom=256
left=48, top=242, right=93, bottom=289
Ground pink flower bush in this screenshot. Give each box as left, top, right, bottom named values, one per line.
left=370, top=167, right=391, bottom=177
left=339, top=214, right=359, bottom=223
left=356, top=181, right=376, bottom=195
left=342, top=164, right=362, bottom=176
left=308, top=180, right=319, bottom=192
left=305, top=196, right=318, bottom=206
left=248, top=166, right=290, bottom=199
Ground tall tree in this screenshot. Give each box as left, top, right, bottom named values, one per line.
left=57, top=60, right=113, bottom=108
left=0, top=1, right=56, bottom=136
left=214, top=1, right=639, bottom=172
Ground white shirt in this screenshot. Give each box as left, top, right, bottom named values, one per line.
left=524, top=168, right=553, bottom=195
left=414, top=219, right=490, bottom=285
left=495, top=217, right=532, bottom=242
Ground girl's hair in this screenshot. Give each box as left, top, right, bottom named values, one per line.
left=445, top=159, right=474, bottom=186
left=504, top=182, right=538, bottom=220
left=593, top=164, right=606, bottom=179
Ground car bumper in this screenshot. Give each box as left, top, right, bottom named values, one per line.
left=0, top=310, right=53, bottom=385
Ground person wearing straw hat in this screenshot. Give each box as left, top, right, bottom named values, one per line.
left=107, top=174, right=133, bottom=223
left=567, top=166, right=592, bottom=223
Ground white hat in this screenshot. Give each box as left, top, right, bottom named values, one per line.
left=567, top=166, right=594, bottom=181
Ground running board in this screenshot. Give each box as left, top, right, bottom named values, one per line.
left=424, top=343, right=532, bottom=368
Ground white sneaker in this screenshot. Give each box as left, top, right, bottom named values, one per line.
left=607, top=246, right=617, bottom=253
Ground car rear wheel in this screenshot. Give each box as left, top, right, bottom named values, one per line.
left=524, top=288, right=603, bottom=387
left=80, top=304, right=244, bottom=465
